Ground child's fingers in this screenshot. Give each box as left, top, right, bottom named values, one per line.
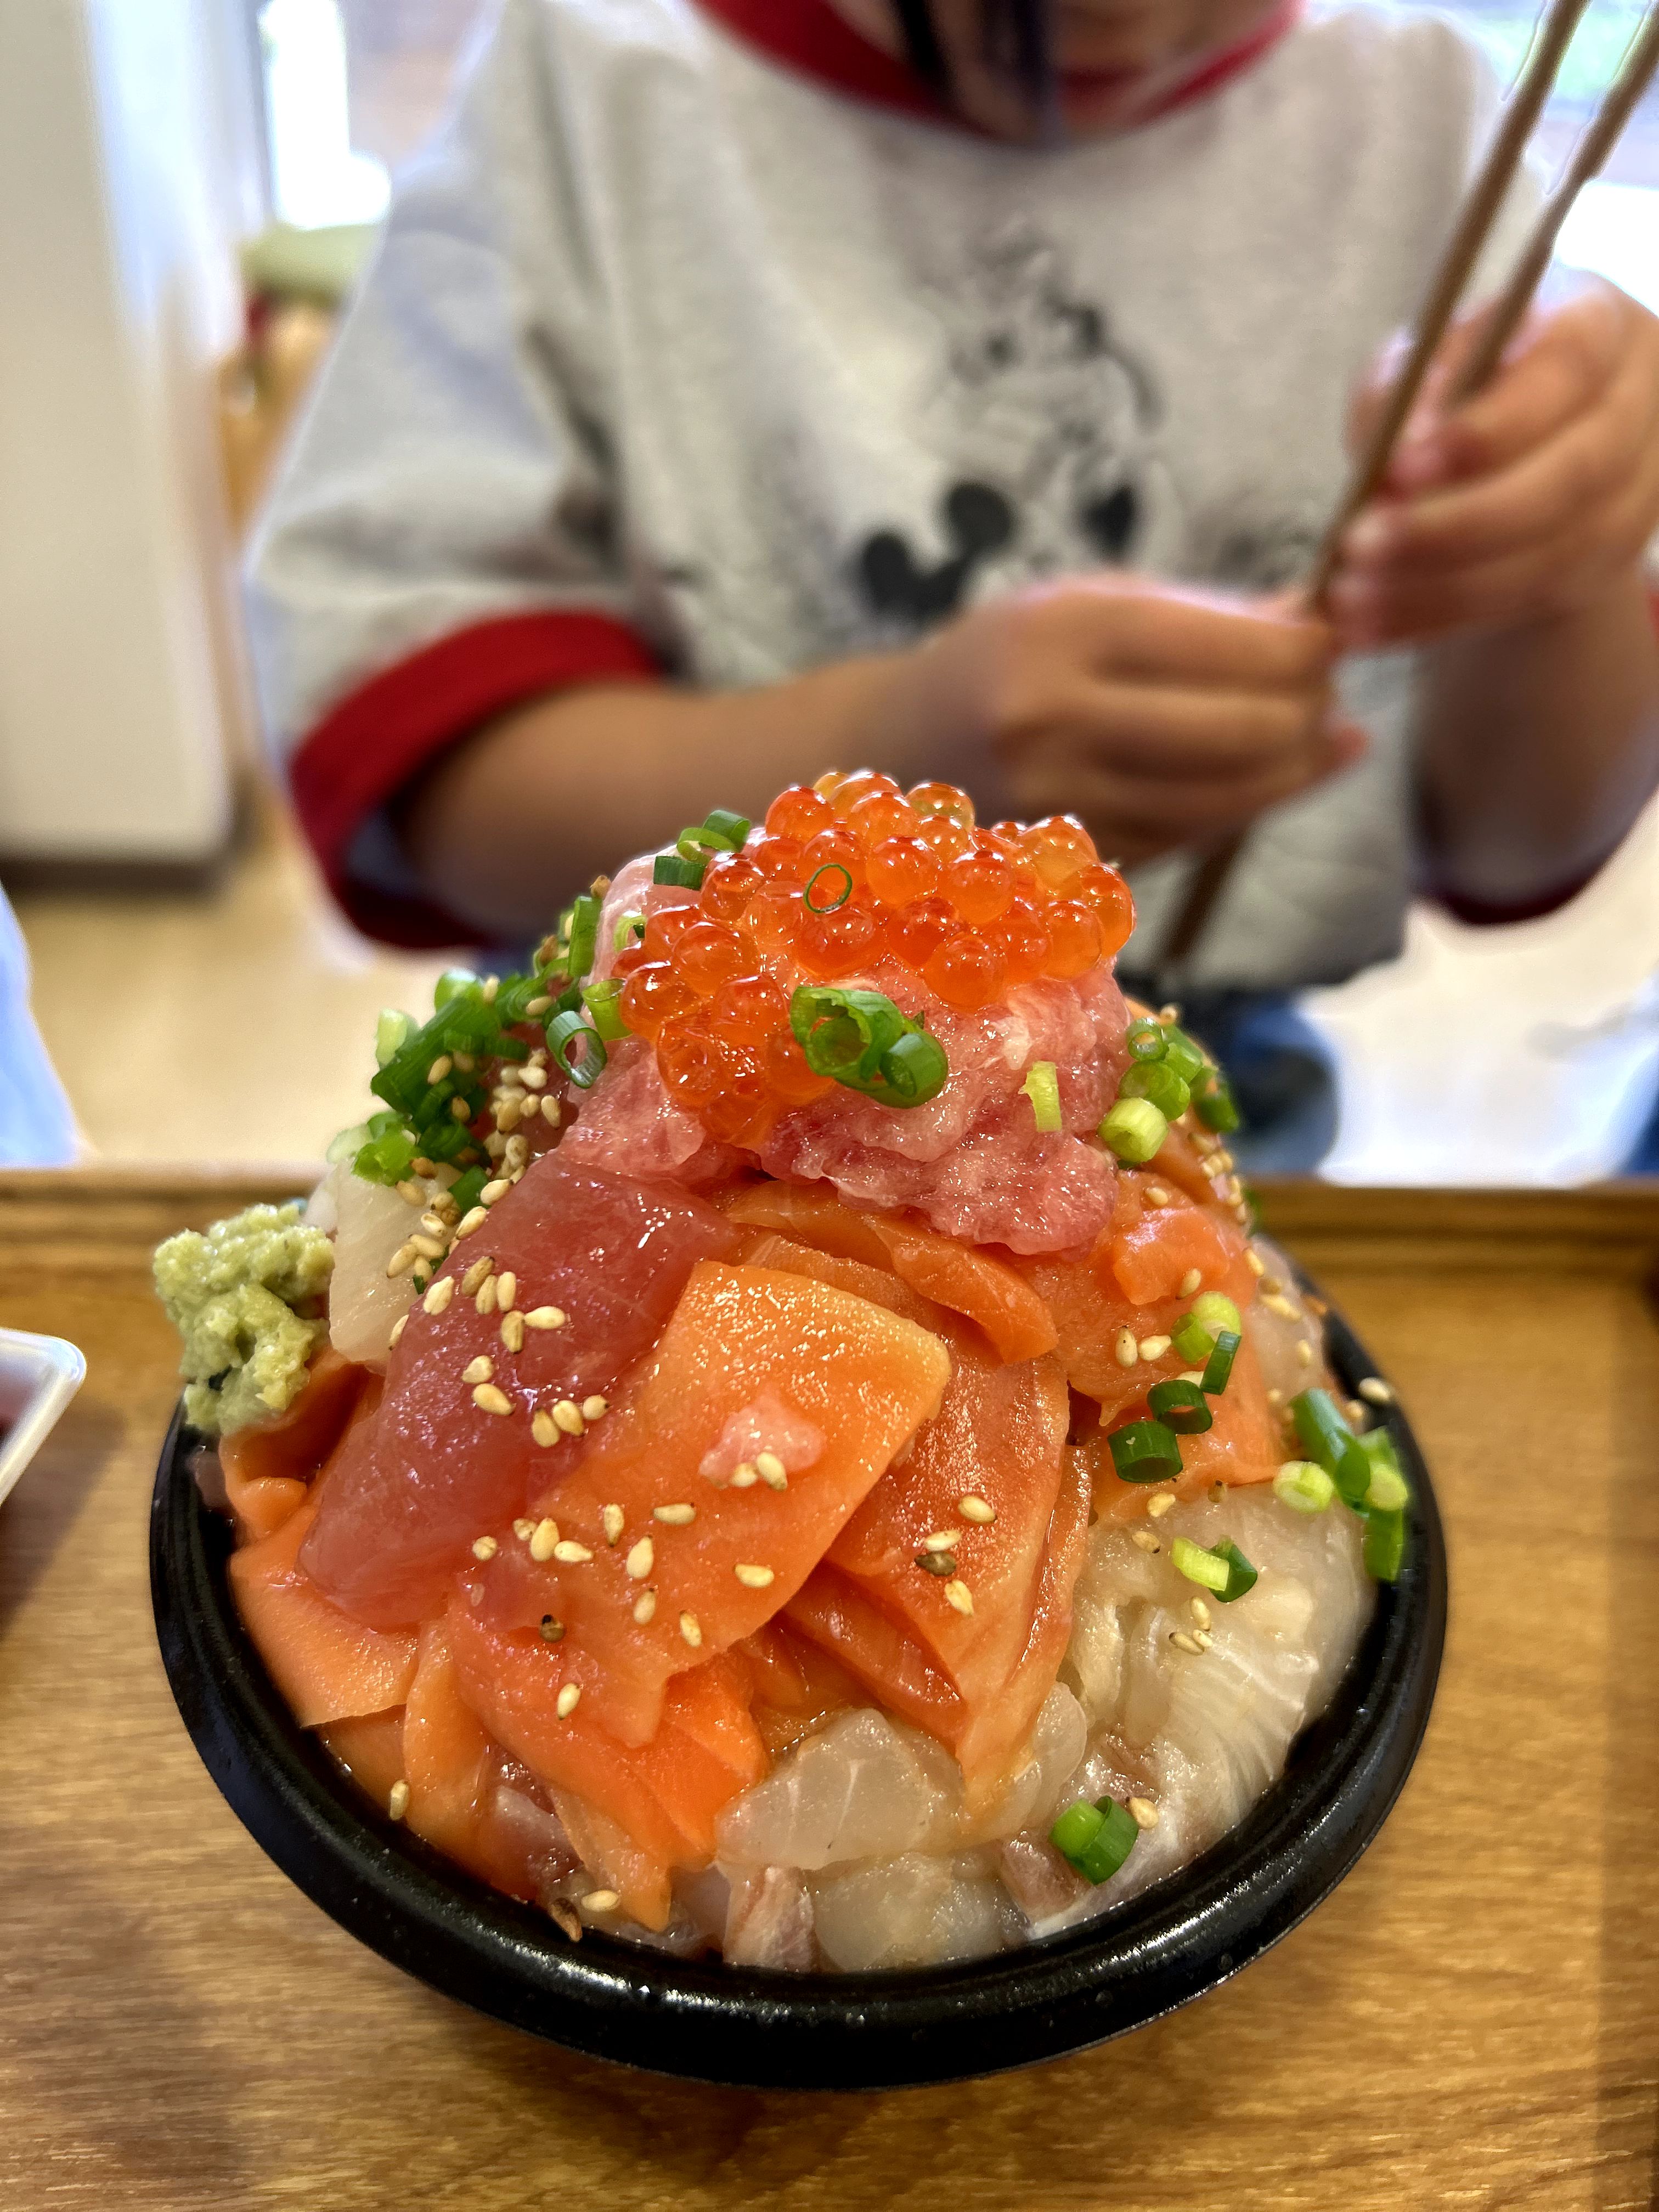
left=1046, top=578, right=1335, bottom=691
left=1077, top=720, right=1362, bottom=851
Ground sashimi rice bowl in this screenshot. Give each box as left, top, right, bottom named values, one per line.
left=155, top=772, right=1415, bottom=1978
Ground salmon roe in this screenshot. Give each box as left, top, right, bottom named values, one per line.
left=624, top=776, right=1132, bottom=1143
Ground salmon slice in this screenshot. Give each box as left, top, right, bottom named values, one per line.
left=230, top=1492, right=417, bottom=1727
left=724, top=1181, right=1057, bottom=1362
left=219, top=1348, right=373, bottom=1542
left=315, top=1707, right=406, bottom=1809
left=402, top=1620, right=493, bottom=1864
left=448, top=1598, right=766, bottom=1926
left=732, top=1618, right=865, bottom=1757
left=467, top=1259, right=951, bottom=1746
left=301, top=1162, right=742, bottom=1629
left=1083, top=1330, right=1285, bottom=1522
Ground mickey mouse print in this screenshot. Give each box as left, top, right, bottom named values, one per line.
left=854, top=221, right=1186, bottom=631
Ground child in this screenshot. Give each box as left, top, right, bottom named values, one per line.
left=247, top=0, right=1659, bottom=1158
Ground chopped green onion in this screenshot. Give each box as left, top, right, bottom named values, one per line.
left=582, top=979, right=629, bottom=1043
left=434, top=968, right=479, bottom=1009
left=1290, top=1388, right=1370, bottom=1506
left=375, top=1010, right=414, bottom=1068
left=1200, top=1327, right=1241, bottom=1396
left=353, top=1126, right=418, bottom=1186
left=1072, top=1797, right=1139, bottom=1884
left=804, top=862, right=854, bottom=914
left=1021, top=1060, right=1063, bottom=1134
left=326, top=1120, right=372, bottom=1167
left=613, top=911, right=646, bottom=950
left=1147, top=1379, right=1212, bottom=1435
left=565, top=894, right=601, bottom=985
left=1358, top=1430, right=1410, bottom=1514
left=449, top=1166, right=488, bottom=1216
left=1099, top=1098, right=1168, bottom=1164
left=1171, top=1536, right=1230, bottom=1593
left=1119, top=1060, right=1190, bottom=1119
left=653, top=851, right=706, bottom=890
left=701, top=808, right=752, bottom=849
left=1125, top=1018, right=1167, bottom=1062
left=1274, top=1460, right=1336, bottom=1514
left=1210, top=1537, right=1258, bottom=1603
left=1049, top=1799, right=1105, bottom=1861
left=1107, top=1418, right=1182, bottom=1482
left=676, top=825, right=729, bottom=862
left=546, top=1009, right=608, bottom=1090
left=878, top=1028, right=949, bottom=1107
left=1363, top=1510, right=1406, bottom=1583
left=1159, top=1028, right=1207, bottom=1086
left=1194, top=1069, right=1241, bottom=1133
left=417, top=1117, right=472, bottom=1163
left=787, top=985, right=948, bottom=1108
left=1190, top=1292, right=1241, bottom=1339
left=1171, top=1312, right=1216, bottom=1366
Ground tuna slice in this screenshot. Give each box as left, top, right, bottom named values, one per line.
left=300, top=1161, right=743, bottom=1628
left=464, top=1258, right=953, bottom=1747
left=218, top=1347, right=371, bottom=1542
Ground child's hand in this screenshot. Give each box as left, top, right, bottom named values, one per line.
left=878, top=575, right=1357, bottom=867
left=1331, top=278, right=1659, bottom=650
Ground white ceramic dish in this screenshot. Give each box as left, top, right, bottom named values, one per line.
left=0, top=1327, right=86, bottom=1508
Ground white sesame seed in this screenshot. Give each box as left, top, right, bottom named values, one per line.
left=1179, top=1268, right=1202, bottom=1295
left=582, top=1888, right=620, bottom=1912
left=1138, top=1335, right=1171, bottom=1361
left=513, top=1518, right=535, bottom=1542
left=1296, top=1341, right=1314, bottom=1367
left=581, top=1395, right=608, bottom=1423
left=386, top=1243, right=420, bottom=1280
left=388, top=1313, right=409, bottom=1350
left=957, top=1495, right=995, bottom=1524
left=529, top=1517, right=560, bottom=1561
left=1147, top=1495, right=1176, bottom=1519
left=1131, top=1530, right=1161, bottom=1554
left=410, top=1263, right=432, bottom=1292
left=1190, top=1597, right=1212, bottom=1630
left=388, top=1780, right=410, bottom=1820
left=1127, top=1797, right=1160, bottom=1831
left=729, top=1464, right=759, bottom=1489
left=427, top=1055, right=453, bottom=1085
left=632, top=1588, right=657, bottom=1624
left=478, top=978, right=497, bottom=1005
left=1264, top=1293, right=1301, bottom=1321
left=1115, top=1328, right=1138, bottom=1368
left=1159, top=1003, right=1180, bottom=1024
left=494, top=1097, right=523, bottom=1133
left=1209, top=1481, right=1226, bottom=1503
left=552, top=1400, right=586, bottom=1437
left=1246, top=1249, right=1266, bottom=1276
left=1260, top=1274, right=1284, bottom=1295
left=484, top=1132, right=507, bottom=1160
left=734, top=1563, right=775, bottom=1589
left=481, top=1178, right=511, bottom=1207
left=1267, top=1386, right=1283, bottom=1407
left=472, top=1536, right=498, bottom=1561
left=526, top=996, right=552, bottom=1019
left=556, top=1682, right=580, bottom=1719
left=680, top=1612, right=703, bottom=1648
left=461, top=1256, right=495, bottom=1295
left=472, top=1383, right=513, bottom=1417
left=494, top=1269, right=517, bottom=1312
left=1358, top=1376, right=1395, bottom=1406
left=921, top=1531, right=957, bottom=1553
left=476, top=1277, right=499, bottom=1317
left=653, top=1503, right=696, bottom=1526
left=944, top=1579, right=974, bottom=1616
left=396, top=1180, right=425, bottom=1206
left=525, top=1305, right=566, bottom=1330
left=1192, top=1628, right=1214, bottom=1650
left=424, top=1276, right=456, bottom=1315
left=520, top=1064, right=548, bottom=1091
left=1170, top=1631, right=1203, bottom=1655
left=626, top=1537, right=654, bottom=1579
left=449, top=1097, right=472, bottom=1123
left=462, top=1355, right=494, bottom=1386
left=456, top=1206, right=489, bottom=1237
left=504, top=1133, right=532, bottom=1169
left=531, top=1409, right=558, bottom=1448
left=541, top=1096, right=561, bottom=1126
left=419, top=1212, right=448, bottom=1238
left=601, top=1504, right=624, bottom=1545
left=500, top=1310, right=526, bottom=1353
left=552, top=1540, right=592, bottom=1565
left=1146, top=1186, right=1171, bottom=1207
left=757, top=1453, right=788, bottom=1491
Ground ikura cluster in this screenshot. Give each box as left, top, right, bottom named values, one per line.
left=613, top=772, right=1135, bottom=1147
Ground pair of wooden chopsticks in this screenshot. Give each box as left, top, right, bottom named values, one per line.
left=1163, top=0, right=1659, bottom=970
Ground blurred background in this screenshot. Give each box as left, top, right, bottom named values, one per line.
left=1, top=0, right=1656, bottom=1177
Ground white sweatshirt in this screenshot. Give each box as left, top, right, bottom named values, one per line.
left=247, top=0, right=1534, bottom=981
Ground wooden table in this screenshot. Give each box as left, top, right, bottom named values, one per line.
left=2, top=1170, right=1655, bottom=2211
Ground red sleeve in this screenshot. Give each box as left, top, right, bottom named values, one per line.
left=288, top=610, right=661, bottom=947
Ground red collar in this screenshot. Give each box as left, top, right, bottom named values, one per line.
left=694, top=0, right=1302, bottom=132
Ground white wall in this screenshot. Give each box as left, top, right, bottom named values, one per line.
left=0, top=0, right=259, bottom=865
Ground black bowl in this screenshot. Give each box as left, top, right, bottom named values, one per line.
left=150, top=1296, right=1445, bottom=2090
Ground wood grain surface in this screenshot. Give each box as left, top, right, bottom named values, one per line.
left=2, top=1169, right=1655, bottom=2212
